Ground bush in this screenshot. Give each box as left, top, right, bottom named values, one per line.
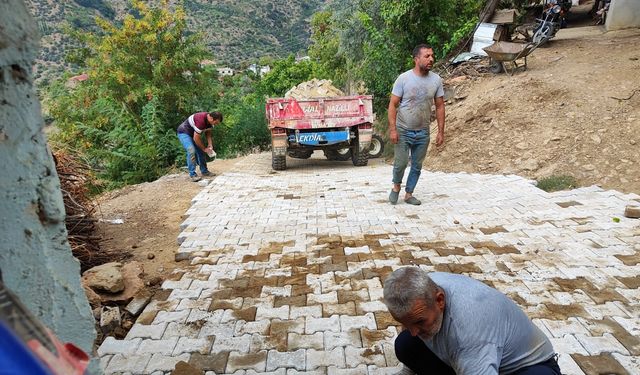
left=536, top=175, right=578, bottom=192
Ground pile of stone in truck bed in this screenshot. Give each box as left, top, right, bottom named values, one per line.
left=285, top=78, right=345, bottom=99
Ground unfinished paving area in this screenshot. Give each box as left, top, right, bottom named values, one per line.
left=98, top=153, right=640, bottom=375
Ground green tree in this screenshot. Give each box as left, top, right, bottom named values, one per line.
left=308, top=11, right=348, bottom=90
left=49, top=0, right=220, bottom=188
left=257, top=54, right=320, bottom=97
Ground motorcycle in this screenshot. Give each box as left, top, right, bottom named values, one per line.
left=531, top=0, right=571, bottom=45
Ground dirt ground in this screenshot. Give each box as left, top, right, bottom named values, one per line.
left=95, top=158, right=242, bottom=283
left=94, top=1, right=639, bottom=297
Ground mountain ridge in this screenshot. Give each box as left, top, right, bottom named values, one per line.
left=26, top=0, right=328, bottom=84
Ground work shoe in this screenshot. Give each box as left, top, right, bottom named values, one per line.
left=190, top=175, right=202, bottom=182
left=389, top=190, right=400, bottom=205
left=201, top=171, right=214, bottom=177
left=404, top=196, right=421, bottom=205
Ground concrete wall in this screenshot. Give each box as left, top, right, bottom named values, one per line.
left=0, top=0, right=96, bottom=354
left=606, top=0, right=640, bottom=30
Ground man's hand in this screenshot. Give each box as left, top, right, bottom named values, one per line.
left=436, top=131, right=444, bottom=147
left=389, top=129, right=399, bottom=144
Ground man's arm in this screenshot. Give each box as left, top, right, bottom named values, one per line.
left=434, top=96, right=445, bottom=146
left=388, top=94, right=401, bottom=144
left=205, top=129, right=213, bottom=150
left=192, top=132, right=207, bottom=151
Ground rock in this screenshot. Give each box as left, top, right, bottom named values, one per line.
left=631, top=140, right=637, bottom=145
left=82, top=262, right=125, bottom=293
left=285, top=78, right=344, bottom=99
left=125, top=291, right=152, bottom=316
left=122, top=319, right=134, bottom=330
left=88, top=262, right=145, bottom=305
left=197, top=179, right=210, bottom=187
left=447, top=75, right=468, bottom=84
left=521, top=159, right=539, bottom=171
left=582, top=164, right=595, bottom=171
left=515, top=142, right=528, bottom=150
left=590, top=134, right=602, bottom=144
left=147, top=253, right=155, bottom=260
left=624, top=205, right=640, bottom=218
left=146, top=276, right=163, bottom=286
left=100, top=306, right=121, bottom=334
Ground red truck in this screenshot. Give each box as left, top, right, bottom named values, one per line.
left=265, top=95, right=375, bottom=170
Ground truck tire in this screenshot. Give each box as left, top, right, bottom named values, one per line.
left=324, top=148, right=351, bottom=161
left=272, top=153, right=286, bottom=170
left=368, top=134, right=384, bottom=158
left=351, top=132, right=368, bottom=167
left=335, top=147, right=352, bottom=161
left=288, top=150, right=313, bottom=159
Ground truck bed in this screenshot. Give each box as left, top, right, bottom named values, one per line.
left=265, top=95, right=374, bottom=129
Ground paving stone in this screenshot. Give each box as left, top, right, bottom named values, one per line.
left=173, top=337, right=214, bottom=355
left=189, top=352, right=230, bottom=373
left=549, top=335, right=589, bottom=355
left=137, top=338, right=179, bottom=355
left=227, top=350, right=268, bottom=372
left=574, top=333, right=630, bottom=355
left=288, top=332, right=324, bottom=350
left=306, top=315, right=341, bottom=334
left=340, top=313, right=376, bottom=331
left=145, top=353, right=191, bottom=373
left=323, top=331, right=362, bottom=351
left=153, top=310, right=191, bottom=325
left=266, top=349, right=306, bottom=371
left=540, top=318, right=590, bottom=338
left=344, top=346, right=386, bottom=367
left=98, top=337, right=142, bottom=356
left=126, top=323, right=167, bottom=339
left=306, top=348, right=346, bottom=370
left=212, top=335, right=252, bottom=354
left=327, top=364, right=368, bottom=375
left=105, top=354, right=152, bottom=374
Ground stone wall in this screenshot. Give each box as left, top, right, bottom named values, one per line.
left=0, top=0, right=96, bottom=354
left=606, top=0, right=640, bottom=30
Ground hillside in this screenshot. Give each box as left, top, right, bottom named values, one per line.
left=25, top=0, right=327, bottom=84
left=429, top=23, right=640, bottom=194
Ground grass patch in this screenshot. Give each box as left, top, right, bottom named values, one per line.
left=536, top=175, right=578, bottom=192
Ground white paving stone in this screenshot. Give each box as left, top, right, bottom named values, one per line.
left=103, top=153, right=640, bottom=374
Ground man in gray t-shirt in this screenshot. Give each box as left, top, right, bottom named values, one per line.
left=383, top=268, right=561, bottom=375
left=388, top=44, right=445, bottom=206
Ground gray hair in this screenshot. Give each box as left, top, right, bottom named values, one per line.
left=383, top=267, right=440, bottom=318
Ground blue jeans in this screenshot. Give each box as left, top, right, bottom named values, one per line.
left=395, top=331, right=562, bottom=375
left=392, top=128, right=429, bottom=194
left=178, top=133, right=209, bottom=177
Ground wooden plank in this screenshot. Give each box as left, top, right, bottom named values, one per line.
left=490, top=9, right=518, bottom=24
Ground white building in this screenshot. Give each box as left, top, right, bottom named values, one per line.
left=247, top=64, right=271, bottom=77
left=216, top=67, right=234, bottom=76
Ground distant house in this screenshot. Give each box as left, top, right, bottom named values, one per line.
left=217, top=67, right=234, bottom=76
left=247, top=64, right=271, bottom=77
left=295, top=55, right=311, bottom=63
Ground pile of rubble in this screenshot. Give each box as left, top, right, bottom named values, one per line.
left=285, top=78, right=345, bottom=99
left=82, top=261, right=153, bottom=342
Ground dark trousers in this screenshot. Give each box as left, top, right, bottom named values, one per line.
left=395, top=330, right=562, bottom=375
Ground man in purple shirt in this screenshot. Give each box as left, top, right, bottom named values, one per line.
left=177, top=111, right=222, bottom=182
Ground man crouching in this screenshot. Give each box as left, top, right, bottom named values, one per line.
left=383, top=267, right=561, bottom=375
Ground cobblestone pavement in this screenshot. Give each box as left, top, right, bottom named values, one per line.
left=99, top=153, right=640, bottom=375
